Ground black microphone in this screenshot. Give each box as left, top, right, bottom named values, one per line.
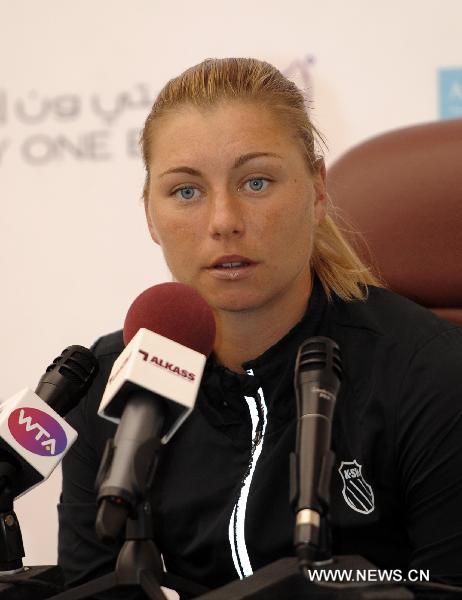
left=291, top=336, right=342, bottom=567
left=35, top=345, right=99, bottom=416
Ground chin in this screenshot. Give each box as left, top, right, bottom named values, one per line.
left=207, top=290, right=270, bottom=314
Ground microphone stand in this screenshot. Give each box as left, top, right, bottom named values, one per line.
left=47, top=496, right=208, bottom=600
left=48, top=391, right=209, bottom=600
left=0, top=462, right=64, bottom=599
left=0, top=462, right=24, bottom=573
left=48, top=499, right=166, bottom=600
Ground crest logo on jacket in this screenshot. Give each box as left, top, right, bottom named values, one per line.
left=338, top=460, right=374, bottom=514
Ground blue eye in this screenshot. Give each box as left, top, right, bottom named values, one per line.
left=172, top=178, right=270, bottom=200
left=173, top=186, right=198, bottom=201
left=245, top=178, right=269, bottom=192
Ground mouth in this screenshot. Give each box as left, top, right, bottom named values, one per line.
left=206, top=255, right=258, bottom=280
left=212, top=261, right=252, bottom=269
left=208, top=256, right=255, bottom=269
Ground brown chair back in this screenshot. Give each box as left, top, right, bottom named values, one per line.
left=327, top=119, right=462, bottom=326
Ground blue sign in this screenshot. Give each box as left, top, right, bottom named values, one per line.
left=439, top=68, right=462, bottom=119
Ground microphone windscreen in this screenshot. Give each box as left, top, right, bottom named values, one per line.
left=123, top=282, right=215, bottom=357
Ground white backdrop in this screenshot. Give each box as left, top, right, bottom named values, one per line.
left=1, top=0, right=461, bottom=571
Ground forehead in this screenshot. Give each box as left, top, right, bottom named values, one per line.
left=148, top=101, right=302, bottom=169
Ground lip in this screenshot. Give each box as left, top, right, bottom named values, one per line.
left=205, top=255, right=258, bottom=280
left=207, top=255, right=255, bottom=269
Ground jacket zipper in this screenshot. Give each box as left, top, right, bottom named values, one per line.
left=228, top=369, right=268, bottom=579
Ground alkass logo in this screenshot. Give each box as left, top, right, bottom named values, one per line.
left=138, top=350, right=196, bottom=381
left=8, top=408, right=67, bottom=456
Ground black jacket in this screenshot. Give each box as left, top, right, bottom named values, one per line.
left=58, top=279, right=462, bottom=595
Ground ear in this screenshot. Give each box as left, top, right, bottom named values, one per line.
left=144, top=193, right=160, bottom=246
left=312, top=158, right=327, bottom=225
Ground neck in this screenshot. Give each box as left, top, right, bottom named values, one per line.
left=213, top=276, right=313, bottom=373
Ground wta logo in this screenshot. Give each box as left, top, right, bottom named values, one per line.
left=8, top=408, right=67, bottom=456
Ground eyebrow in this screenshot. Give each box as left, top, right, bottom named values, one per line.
left=157, top=152, right=283, bottom=178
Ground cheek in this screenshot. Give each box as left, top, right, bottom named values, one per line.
left=149, top=207, right=203, bottom=277
left=262, top=193, right=314, bottom=245
left=150, top=204, right=192, bottom=245
left=274, top=201, right=316, bottom=271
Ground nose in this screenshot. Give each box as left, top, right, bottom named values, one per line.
left=207, top=191, right=245, bottom=240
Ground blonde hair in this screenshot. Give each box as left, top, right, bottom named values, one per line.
left=140, top=57, right=382, bottom=301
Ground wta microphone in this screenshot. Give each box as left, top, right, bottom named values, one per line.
left=0, top=345, right=98, bottom=499
left=291, top=337, right=342, bottom=567
left=95, top=282, right=215, bottom=543
left=0, top=346, right=97, bottom=573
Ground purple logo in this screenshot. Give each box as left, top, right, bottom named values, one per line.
left=8, top=408, right=67, bottom=456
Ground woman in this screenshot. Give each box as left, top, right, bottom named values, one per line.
left=58, top=58, right=462, bottom=596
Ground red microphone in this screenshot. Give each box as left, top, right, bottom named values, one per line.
left=99, top=282, right=215, bottom=440
left=123, top=281, right=216, bottom=354
left=96, top=282, right=215, bottom=542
